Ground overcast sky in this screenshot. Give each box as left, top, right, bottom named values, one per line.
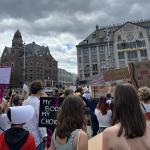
left=0, top=0, right=150, bottom=73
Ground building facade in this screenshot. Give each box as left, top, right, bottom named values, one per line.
left=1, top=30, right=58, bottom=87
left=76, top=19, right=150, bottom=82
left=58, top=68, right=77, bottom=87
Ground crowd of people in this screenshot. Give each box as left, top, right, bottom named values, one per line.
left=0, top=80, right=150, bottom=150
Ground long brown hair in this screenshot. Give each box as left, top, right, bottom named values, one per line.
left=56, top=95, right=86, bottom=138
left=97, top=96, right=109, bottom=115
left=113, top=84, right=146, bottom=138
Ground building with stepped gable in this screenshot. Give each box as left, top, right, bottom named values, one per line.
left=76, top=19, right=150, bottom=82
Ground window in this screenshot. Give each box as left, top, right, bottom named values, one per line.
left=83, top=48, right=89, bottom=55
left=99, top=46, right=105, bottom=52
left=139, top=32, right=143, bottom=39
left=91, top=47, right=97, bottom=54
left=127, top=51, right=137, bottom=59
left=83, top=56, right=89, bottom=63
left=92, top=64, right=98, bottom=71
left=99, top=38, right=104, bottom=42
left=77, top=48, right=81, bottom=55
left=78, top=57, right=82, bottom=63
left=91, top=55, right=97, bottom=62
left=118, top=35, right=122, bottom=41
left=140, top=50, right=147, bottom=57
left=118, top=52, right=125, bottom=59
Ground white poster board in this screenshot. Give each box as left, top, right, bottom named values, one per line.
left=0, top=67, right=11, bottom=84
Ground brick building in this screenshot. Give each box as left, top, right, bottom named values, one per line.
left=1, top=30, right=58, bottom=87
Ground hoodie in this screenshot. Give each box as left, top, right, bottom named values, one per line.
left=4, top=127, right=29, bottom=150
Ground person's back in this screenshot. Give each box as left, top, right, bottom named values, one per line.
left=0, top=105, right=36, bottom=150
left=51, top=129, right=86, bottom=150
left=0, top=113, right=10, bottom=133
left=49, top=95, right=88, bottom=150
left=103, top=122, right=150, bottom=150
left=103, top=84, right=150, bottom=150
left=23, top=80, right=47, bottom=149
left=23, top=96, right=41, bottom=145
left=95, top=109, right=112, bottom=128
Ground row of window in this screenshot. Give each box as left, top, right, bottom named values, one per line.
left=117, top=40, right=146, bottom=50
left=118, top=50, right=147, bottom=59
left=78, top=45, right=113, bottom=55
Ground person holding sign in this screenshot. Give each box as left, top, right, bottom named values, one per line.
left=103, top=84, right=150, bottom=150
left=49, top=95, right=88, bottom=150
left=23, top=80, right=47, bottom=150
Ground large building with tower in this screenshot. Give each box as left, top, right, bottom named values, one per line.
left=76, top=19, right=150, bottom=82
left=1, top=30, right=58, bottom=87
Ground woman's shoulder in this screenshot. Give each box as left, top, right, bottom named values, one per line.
left=79, top=129, right=88, bottom=137
left=103, top=123, right=120, bottom=136
left=73, top=129, right=88, bottom=142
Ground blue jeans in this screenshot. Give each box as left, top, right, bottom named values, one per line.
left=36, top=142, right=45, bottom=150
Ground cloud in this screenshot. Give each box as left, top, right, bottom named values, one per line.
left=0, top=0, right=150, bottom=73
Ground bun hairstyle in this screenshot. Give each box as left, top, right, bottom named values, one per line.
left=138, top=86, right=150, bottom=102
left=30, top=80, right=43, bottom=94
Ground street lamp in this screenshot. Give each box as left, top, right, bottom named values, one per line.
left=23, top=42, right=26, bottom=83
left=104, top=28, right=112, bottom=70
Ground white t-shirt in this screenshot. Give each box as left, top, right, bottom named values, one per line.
left=106, top=98, right=112, bottom=105
left=143, top=103, right=150, bottom=112
left=95, top=108, right=112, bottom=127
left=0, top=113, right=10, bottom=133
left=23, top=96, right=47, bottom=146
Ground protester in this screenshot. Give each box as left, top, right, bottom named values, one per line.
left=49, top=95, right=88, bottom=150
left=82, top=86, right=92, bottom=100
left=10, top=94, right=22, bottom=106
left=0, top=105, right=36, bottom=150
left=23, top=80, right=47, bottom=150
left=138, top=86, right=150, bottom=112
left=95, top=96, right=112, bottom=133
left=103, top=84, right=150, bottom=150
left=64, top=88, right=74, bottom=98
left=106, top=93, right=112, bottom=105
left=0, top=103, right=10, bottom=133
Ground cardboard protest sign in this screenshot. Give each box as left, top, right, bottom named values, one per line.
left=88, top=133, right=103, bottom=150
left=103, top=68, right=130, bottom=81
left=39, top=97, right=64, bottom=128
left=128, top=61, right=150, bottom=88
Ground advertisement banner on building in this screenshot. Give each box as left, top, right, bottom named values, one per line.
left=103, top=68, right=130, bottom=81
left=128, top=61, right=150, bottom=88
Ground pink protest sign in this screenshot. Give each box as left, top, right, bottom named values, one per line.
left=0, top=67, right=11, bottom=103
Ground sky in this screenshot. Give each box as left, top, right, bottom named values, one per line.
left=0, top=0, right=150, bottom=74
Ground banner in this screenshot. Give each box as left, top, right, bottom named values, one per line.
left=90, top=74, right=105, bottom=86
left=128, top=61, right=150, bottom=88
left=103, top=68, right=130, bottom=81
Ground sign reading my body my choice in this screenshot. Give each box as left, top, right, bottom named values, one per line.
left=39, top=97, right=64, bottom=128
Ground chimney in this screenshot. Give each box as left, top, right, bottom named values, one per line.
left=96, top=25, right=99, bottom=30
